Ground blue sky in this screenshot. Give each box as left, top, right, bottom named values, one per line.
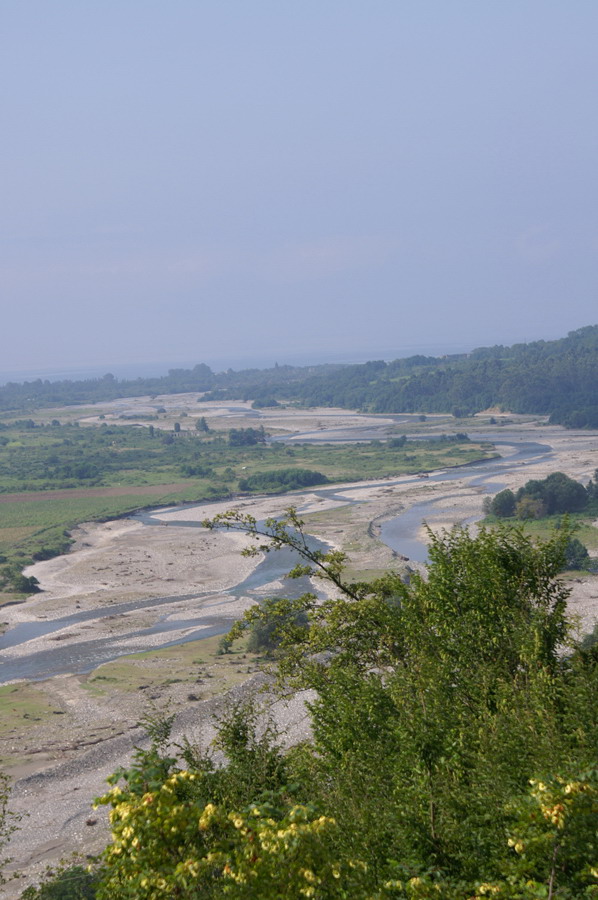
left=2, top=1, right=597, bottom=377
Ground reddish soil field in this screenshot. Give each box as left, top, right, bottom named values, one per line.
left=0, top=483, right=191, bottom=504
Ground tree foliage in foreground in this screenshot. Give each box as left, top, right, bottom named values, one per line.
left=30, top=514, right=598, bottom=898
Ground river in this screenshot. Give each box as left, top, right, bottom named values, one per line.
left=0, top=428, right=556, bottom=682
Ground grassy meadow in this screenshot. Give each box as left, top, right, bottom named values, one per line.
left=0, top=417, right=495, bottom=599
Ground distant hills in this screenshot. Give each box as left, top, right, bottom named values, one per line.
left=3, top=325, right=598, bottom=428
left=0, top=362, right=343, bottom=413
left=254, top=324, right=598, bottom=428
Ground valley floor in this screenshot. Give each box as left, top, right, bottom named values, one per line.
left=2, top=405, right=598, bottom=895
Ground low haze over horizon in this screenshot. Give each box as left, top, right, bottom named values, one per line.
left=3, top=2, right=598, bottom=376
left=0, top=325, right=595, bottom=388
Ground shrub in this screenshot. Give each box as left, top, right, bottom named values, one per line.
left=239, top=469, right=328, bottom=493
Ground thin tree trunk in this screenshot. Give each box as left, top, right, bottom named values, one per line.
left=547, top=841, right=559, bottom=900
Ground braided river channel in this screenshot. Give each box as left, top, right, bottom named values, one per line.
left=0, top=428, right=557, bottom=683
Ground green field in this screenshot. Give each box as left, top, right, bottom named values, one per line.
left=515, top=515, right=598, bottom=550
left=0, top=682, right=62, bottom=739
left=0, top=419, right=495, bottom=598
left=482, top=512, right=598, bottom=576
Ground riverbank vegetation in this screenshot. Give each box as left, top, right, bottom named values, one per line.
left=483, top=471, right=598, bottom=571
left=484, top=471, right=598, bottom=521
left=211, top=324, right=598, bottom=427
left=0, top=420, right=491, bottom=599
left=268, top=325, right=598, bottom=426
left=20, top=516, right=598, bottom=898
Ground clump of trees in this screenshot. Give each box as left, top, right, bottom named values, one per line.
left=484, top=472, right=598, bottom=570
left=21, top=513, right=598, bottom=898
left=238, top=468, right=328, bottom=493
left=228, top=427, right=267, bottom=447
left=486, top=471, right=596, bottom=520
left=387, top=435, right=407, bottom=448
left=0, top=563, right=40, bottom=594
left=251, top=397, right=280, bottom=409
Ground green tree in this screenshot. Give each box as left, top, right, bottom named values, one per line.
left=542, top=471, right=588, bottom=514
left=246, top=598, right=309, bottom=655
left=490, top=488, right=516, bottom=517
left=238, top=469, right=328, bottom=493
left=516, top=472, right=588, bottom=516
left=516, top=495, right=547, bottom=519
left=228, top=427, right=266, bottom=447
left=0, top=565, right=40, bottom=594
left=564, top=536, right=590, bottom=570
left=93, top=704, right=367, bottom=899
left=207, top=511, right=598, bottom=891
left=20, top=864, right=100, bottom=899
left=90, top=512, right=598, bottom=897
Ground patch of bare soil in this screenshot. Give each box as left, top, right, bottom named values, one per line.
left=0, top=482, right=192, bottom=504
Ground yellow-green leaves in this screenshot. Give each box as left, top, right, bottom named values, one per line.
left=96, top=773, right=365, bottom=899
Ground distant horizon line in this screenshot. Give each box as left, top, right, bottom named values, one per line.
left=0, top=346, right=471, bottom=387
left=1, top=326, right=593, bottom=388
left=0, top=344, right=471, bottom=386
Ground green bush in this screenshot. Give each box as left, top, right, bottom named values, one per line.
left=247, top=598, right=309, bottom=654
left=238, top=468, right=328, bottom=493
left=564, top=536, right=591, bottom=570
left=52, top=515, right=598, bottom=897
left=20, top=865, right=100, bottom=899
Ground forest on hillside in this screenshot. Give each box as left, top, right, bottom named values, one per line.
left=232, top=325, right=598, bottom=427
left=3, top=326, right=598, bottom=428
left=0, top=363, right=342, bottom=412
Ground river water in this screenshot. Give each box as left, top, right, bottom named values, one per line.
left=0, top=530, right=328, bottom=683
left=378, top=434, right=553, bottom=561
left=0, top=428, right=554, bottom=682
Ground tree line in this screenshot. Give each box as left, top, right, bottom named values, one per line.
left=4, top=326, right=598, bottom=427
left=265, top=325, right=598, bottom=425
left=0, top=362, right=342, bottom=413
left=204, top=326, right=598, bottom=427
left=486, top=471, right=597, bottom=520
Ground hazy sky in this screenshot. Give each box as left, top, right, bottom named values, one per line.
left=2, top=1, right=598, bottom=378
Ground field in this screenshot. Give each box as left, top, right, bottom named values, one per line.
left=515, top=515, right=598, bottom=551
left=0, top=414, right=494, bottom=596
left=492, top=514, right=598, bottom=570
left=0, top=682, right=62, bottom=741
